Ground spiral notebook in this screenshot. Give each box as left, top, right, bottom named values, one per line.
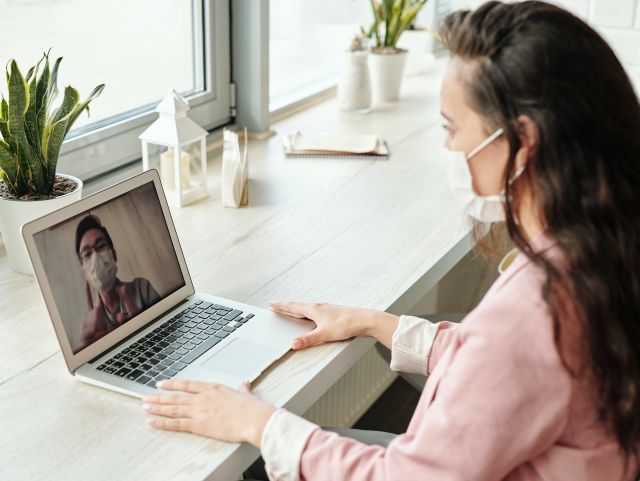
left=283, top=132, right=390, bottom=160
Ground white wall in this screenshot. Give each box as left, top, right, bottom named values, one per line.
left=449, top=0, right=640, bottom=93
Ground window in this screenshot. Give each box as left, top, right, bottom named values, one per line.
left=0, top=0, right=230, bottom=180
left=269, top=0, right=371, bottom=111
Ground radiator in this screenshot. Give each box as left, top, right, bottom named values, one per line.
left=302, top=346, right=397, bottom=428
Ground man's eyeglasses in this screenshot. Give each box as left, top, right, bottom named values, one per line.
left=79, top=239, right=110, bottom=262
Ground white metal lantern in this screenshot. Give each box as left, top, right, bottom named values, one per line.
left=139, top=90, right=208, bottom=207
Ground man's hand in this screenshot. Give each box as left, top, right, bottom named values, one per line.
left=81, top=281, right=109, bottom=345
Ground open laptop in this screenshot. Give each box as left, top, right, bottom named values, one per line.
left=22, top=169, right=313, bottom=397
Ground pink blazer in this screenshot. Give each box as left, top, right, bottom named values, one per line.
left=288, top=235, right=635, bottom=481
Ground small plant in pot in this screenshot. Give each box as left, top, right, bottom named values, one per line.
left=0, top=51, right=104, bottom=274
left=364, top=0, right=429, bottom=102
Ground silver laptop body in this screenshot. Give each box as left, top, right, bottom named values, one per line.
left=22, top=170, right=313, bottom=398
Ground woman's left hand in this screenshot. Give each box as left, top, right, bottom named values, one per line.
left=142, top=379, right=276, bottom=447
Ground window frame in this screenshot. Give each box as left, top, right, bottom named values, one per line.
left=266, top=0, right=369, bottom=114
left=57, top=0, right=231, bottom=182
left=264, top=0, right=449, bottom=117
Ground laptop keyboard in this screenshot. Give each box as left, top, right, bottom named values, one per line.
left=95, top=300, right=254, bottom=388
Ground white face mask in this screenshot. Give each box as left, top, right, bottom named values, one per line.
left=441, top=128, right=511, bottom=223
left=83, top=249, right=118, bottom=293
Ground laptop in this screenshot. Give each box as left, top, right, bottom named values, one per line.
left=22, top=169, right=313, bottom=397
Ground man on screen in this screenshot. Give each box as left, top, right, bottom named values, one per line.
left=76, top=215, right=160, bottom=348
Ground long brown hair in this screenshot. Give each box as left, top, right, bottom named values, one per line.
left=439, top=0, right=640, bottom=471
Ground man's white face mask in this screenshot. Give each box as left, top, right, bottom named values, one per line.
left=441, top=128, right=523, bottom=223
left=83, top=249, right=118, bottom=293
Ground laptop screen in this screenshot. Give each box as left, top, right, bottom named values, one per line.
left=33, top=181, right=186, bottom=354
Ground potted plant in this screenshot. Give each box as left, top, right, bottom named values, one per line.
left=364, top=0, right=429, bottom=101
left=0, top=52, right=104, bottom=274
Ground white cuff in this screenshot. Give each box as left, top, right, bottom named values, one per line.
left=260, top=408, right=319, bottom=481
left=389, top=315, right=438, bottom=375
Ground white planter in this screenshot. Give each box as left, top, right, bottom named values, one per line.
left=337, top=50, right=372, bottom=113
left=0, top=174, right=83, bottom=274
left=369, top=49, right=408, bottom=102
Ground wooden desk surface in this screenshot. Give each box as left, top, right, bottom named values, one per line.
left=0, top=69, right=473, bottom=481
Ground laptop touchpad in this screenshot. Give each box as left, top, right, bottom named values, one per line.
left=201, top=338, right=277, bottom=379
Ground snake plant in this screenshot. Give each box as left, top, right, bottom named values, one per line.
left=365, top=0, right=430, bottom=50
left=0, top=52, right=104, bottom=198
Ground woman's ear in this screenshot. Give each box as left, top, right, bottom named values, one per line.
left=514, top=115, right=538, bottom=173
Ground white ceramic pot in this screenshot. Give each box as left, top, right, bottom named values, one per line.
left=369, top=49, right=408, bottom=102
left=0, top=174, right=83, bottom=274
left=337, top=50, right=372, bottom=113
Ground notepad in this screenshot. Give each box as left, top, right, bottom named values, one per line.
left=283, top=132, right=390, bottom=159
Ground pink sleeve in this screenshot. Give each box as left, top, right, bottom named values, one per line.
left=299, top=306, right=571, bottom=481
left=426, top=321, right=459, bottom=374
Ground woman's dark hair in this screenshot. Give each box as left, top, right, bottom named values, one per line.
left=439, top=0, right=640, bottom=472
left=75, top=215, right=114, bottom=257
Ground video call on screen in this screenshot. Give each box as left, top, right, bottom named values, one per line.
left=34, top=182, right=186, bottom=354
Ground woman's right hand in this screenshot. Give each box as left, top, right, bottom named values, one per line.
left=269, top=301, right=399, bottom=350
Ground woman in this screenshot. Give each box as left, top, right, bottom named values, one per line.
left=141, top=2, right=640, bottom=480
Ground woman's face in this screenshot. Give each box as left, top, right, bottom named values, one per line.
left=440, top=58, right=510, bottom=196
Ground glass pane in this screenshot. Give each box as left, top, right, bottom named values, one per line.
left=0, top=0, right=203, bottom=133
left=269, top=0, right=371, bottom=107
